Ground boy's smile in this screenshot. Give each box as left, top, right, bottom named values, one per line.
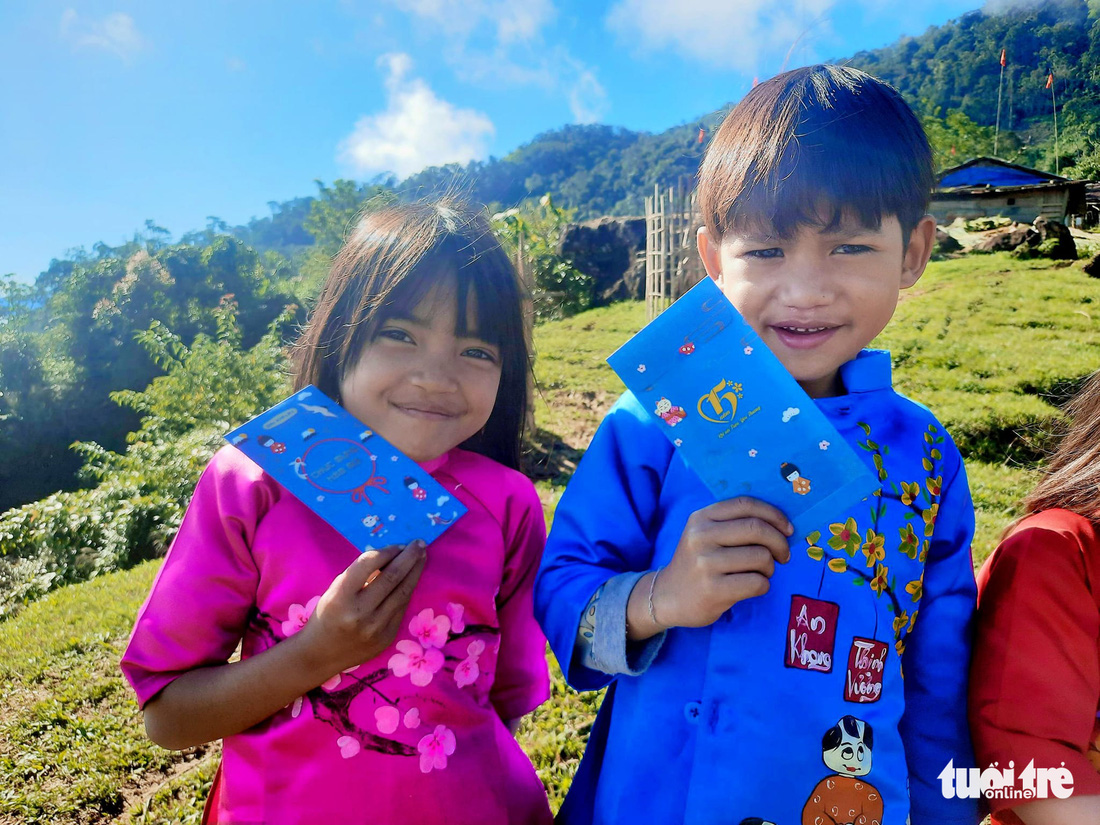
left=698, top=214, right=934, bottom=398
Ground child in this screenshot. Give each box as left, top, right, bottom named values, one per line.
left=536, top=65, right=979, bottom=825
left=970, top=370, right=1100, bottom=824
left=121, top=201, right=553, bottom=824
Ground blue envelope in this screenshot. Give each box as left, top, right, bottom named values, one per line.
left=607, top=278, right=879, bottom=540
left=224, top=386, right=466, bottom=552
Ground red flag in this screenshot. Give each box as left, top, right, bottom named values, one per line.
left=1000, top=48, right=1006, bottom=67
left=697, top=128, right=705, bottom=144
left=1046, top=71, right=1054, bottom=89
left=752, top=76, right=759, bottom=88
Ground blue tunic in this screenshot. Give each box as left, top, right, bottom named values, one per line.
left=536, top=350, right=979, bottom=825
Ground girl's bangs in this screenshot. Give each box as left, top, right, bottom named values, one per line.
left=371, top=241, right=518, bottom=348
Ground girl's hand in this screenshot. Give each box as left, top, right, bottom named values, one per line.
left=652, top=497, right=793, bottom=629
left=300, top=541, right=428, bottom=679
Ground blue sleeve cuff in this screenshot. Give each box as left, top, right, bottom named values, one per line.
left=591, top=571, right=666, bottom=675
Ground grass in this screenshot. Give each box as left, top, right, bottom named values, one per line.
left=1, top=253, right=1098, bottom=821
left=0, top=562, right=216, bottom=823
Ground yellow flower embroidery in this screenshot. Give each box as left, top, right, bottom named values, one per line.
left=893, top=610, right=910, bottom=635
left=906, top=575, right=924, bottom=603
left=861, top=531, right=886, bottom=567
left=870, top=564, right=889, bottom=594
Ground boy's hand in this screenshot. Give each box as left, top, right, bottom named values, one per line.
left=653, top=497, right=792, bottom=628
left=300, top=540, right=427, bottom=678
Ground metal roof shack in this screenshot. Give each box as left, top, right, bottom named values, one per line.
left=930, top=157, right=1087, bottom=225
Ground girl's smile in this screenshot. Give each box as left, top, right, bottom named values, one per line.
left=338, top=282, right=502, bottom=463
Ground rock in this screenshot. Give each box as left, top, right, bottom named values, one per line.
left=964, top=216, right=1014, bottom=233
left=1030, top=217, right=1077, bottom=260
left=972, top=223, right=1036, bottom=253
left=1084, top=254, right=1100, bottom=278
left=934, top=227, right=962, bottom=254
left=559, top=217, right=647, bottom=306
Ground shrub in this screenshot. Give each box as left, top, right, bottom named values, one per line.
left=0, top=299, right=294, bottom=617
left=493, top=196, right=594, bottom=322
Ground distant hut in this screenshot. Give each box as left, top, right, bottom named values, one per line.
left=930, top=157, right=1087, bottom=226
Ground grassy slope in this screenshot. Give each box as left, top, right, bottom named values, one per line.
left=2, top=253, right=1098, bottom=822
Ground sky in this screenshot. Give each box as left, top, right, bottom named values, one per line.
left=0, top=0, right=984, bottom=283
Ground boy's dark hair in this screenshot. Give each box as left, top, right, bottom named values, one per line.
left=698, top=64, right=934, bottom=242
left=291, top=199, right=531, bottom=471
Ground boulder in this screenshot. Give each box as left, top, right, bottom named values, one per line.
left=1029, top=217, right=1077, bottom=260
left=559, top=217, right=647, bottom=306
left=1083, top=254, right=1100, bottom=278
left=972, top=223, right=1036, bottom=253
left=934, top=227, right=962, bottom=254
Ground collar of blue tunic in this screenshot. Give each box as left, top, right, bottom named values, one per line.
left=836, top=348, right=892, bottom=395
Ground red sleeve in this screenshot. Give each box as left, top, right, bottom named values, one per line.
left=969, top=510, right=1100, bottom=809
left=489, top=476, right=551, bottom=721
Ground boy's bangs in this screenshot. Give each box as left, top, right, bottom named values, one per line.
left=703, top=65, right=934, bottom=242
left=729, top=140, right=897, bottom=239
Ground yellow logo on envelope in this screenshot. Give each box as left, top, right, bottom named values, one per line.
left=697, top=379, right=743, bottom=423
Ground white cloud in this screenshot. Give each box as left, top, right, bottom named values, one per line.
left=606, top=0, right=835, bottom=72
left=338, top=53, right=496, bottom=178
left=382, top=0, right=555, bottom=44
left=379, top=0, right=604, bottom=124
left=566, top=62, right=608, bottom=124
left=60, top=9, right=148, bottom=62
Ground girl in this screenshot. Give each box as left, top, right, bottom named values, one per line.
left=970, top=369, right=1100, bottom=824
left=120, top=201, right=553, bottom=824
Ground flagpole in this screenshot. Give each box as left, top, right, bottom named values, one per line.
left=995, top=49, right=1005, bottom=156
left=1050, top=73, right=1059, bottom=175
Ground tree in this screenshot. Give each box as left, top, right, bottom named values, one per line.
left=492, top=195, right=592, bottom=321
left=304, top=179, right=397, bottom=253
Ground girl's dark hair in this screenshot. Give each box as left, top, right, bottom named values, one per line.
left=698, top=64, right=934, bottom=242
left=1018, top=369, right=1100, bottom=526
left=291, top=199, right=531, bottom=471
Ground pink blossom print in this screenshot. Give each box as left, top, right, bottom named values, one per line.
left=446, top=602, right=466, bottom=633
left=388, top=639, right=445, bottom=687
left=375, top=705, right=400, bottom=734
left=337, top=735, right=360, bottom=759
left=417, top=725, right=456, bottom=773
left=403, top=707, right=421, bottom=729
left=454, top=657, right=480, bottom=688
left=281, top=595, right=320, bottom=637
left=455, top=638, right=486, bottom=687
left=409, top=608, right=451, bottom=649
left=321, top=664, right=358, bottom=691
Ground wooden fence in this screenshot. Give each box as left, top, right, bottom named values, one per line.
left=644, top=181, right=705, bottom=320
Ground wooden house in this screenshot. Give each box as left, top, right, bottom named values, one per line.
left=930, top=157, right=1087, bottom=225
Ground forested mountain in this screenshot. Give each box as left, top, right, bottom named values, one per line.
left=4, top=0, right=1100, bottom=511
left=392, top=0, right=1100, bottom=220
left=223, top=0, right=1100, bottom=248
left=846, top=0, right=1100, bottom=176
left=397, top=121, right=717, bottom=220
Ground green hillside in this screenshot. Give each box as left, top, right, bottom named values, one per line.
left=7, top=0, right=1098, bottom=511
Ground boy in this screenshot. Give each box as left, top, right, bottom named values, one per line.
left=535, top=65, right=978, bottom=825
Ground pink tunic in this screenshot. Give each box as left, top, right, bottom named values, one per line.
left=121, top=445, right=552, bottom=824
